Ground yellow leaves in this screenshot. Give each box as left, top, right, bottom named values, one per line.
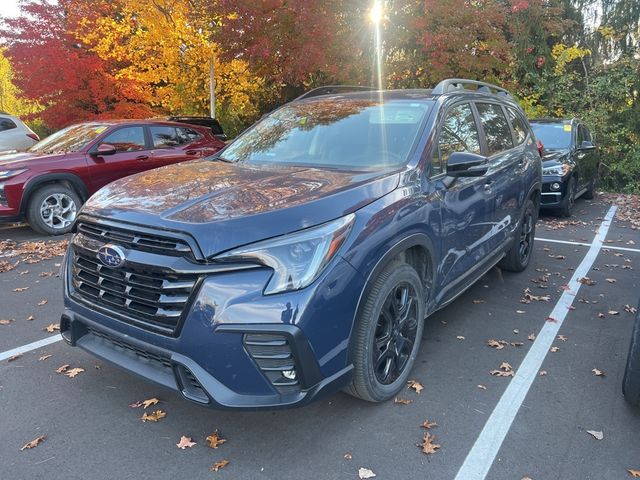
left=141, top=410, right=166, bottom=422
left=210, top=459, right=230, bottom=472
left=20, top=435, right=46, bottom=451
left=206, top=432, right=227, bottom=449
left=551, top=43, right=591, bottom=75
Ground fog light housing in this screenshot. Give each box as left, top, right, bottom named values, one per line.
left=551, top=182, right=561, bottom=191
left=282, top=369, right=297, bottom=380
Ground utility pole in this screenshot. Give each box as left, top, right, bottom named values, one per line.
left=209, top=56, right=215, bottom=119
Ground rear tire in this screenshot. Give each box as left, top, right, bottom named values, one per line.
left=499, top=200, right=536, bottom=273
left=345, top=263, right=425, bottom=402
left=623, top=305, right=640, bottom=408
left=26, top=184, right=80, bottom=235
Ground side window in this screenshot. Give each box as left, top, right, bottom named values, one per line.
left=476, top=103, right=514, bottom=155
left=506, top=107, right=528, bottom=145
left=0, top=118, right=17, bottom=132
left=176, top=127, right=200, bottom=144
left=577, top=124, right=589, bottom=146
left=101, top=127, right=146, bottom=152
left=150, top=126, right=180, bottom=148
left=432, top=103, right=481, bottom=176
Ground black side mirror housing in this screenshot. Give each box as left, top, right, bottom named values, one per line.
left=579, top=140, right=596, bottom=151
left=446, top=152, right=489, bottom=177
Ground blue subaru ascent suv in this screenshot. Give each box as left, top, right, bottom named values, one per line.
left=61, top=79, right=542, bottom=409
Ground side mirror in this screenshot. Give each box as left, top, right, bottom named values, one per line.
left=446, top=152, right=489, bottom=177
left=92, top=143, right=117, bottom=156
left=579, top=140, right=596, bottom=151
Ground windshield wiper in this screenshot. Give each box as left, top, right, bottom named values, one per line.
left=207, top=154, right=233, bottom=163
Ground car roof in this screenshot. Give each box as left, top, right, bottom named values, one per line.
left=67, top=119, right=209, bottom=131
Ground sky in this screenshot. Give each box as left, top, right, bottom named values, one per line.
left=0, top=0, right=21, bottom=19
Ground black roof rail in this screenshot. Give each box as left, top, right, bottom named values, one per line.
left=294, top=85, right=377, bottom=101
left=432, top=78, right=512, bottom=98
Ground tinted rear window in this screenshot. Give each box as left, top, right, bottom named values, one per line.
left=0, top=118, right=17, bottom=132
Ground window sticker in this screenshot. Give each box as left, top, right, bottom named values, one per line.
left=94, top=126, right=108, bottom=134
left=563, top=124, right=572, bottom=132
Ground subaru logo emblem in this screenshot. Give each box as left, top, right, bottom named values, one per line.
left=97, top=244, right=126, bottom=268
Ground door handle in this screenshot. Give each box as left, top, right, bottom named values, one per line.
left=186, top=150, right=198, bottom=155
left=136, top=154, right=149, bottom=160
left=577, top=152, right=586, bottom=160
left=484, top=181, right=493, bottom=193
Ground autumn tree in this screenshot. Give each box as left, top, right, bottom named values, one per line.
left=0, top=0, right=154, bottom=129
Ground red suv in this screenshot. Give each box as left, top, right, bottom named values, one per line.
left=0, top=120, right=225, bottom=234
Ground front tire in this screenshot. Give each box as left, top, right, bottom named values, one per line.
left=499, top=200, right=536, bottom=273
left=623, top=305, right=640, bottom=408
left=26, top=184, right=80, bottom=235
left=583, top=176, right=597, bottom=200
left=345, top=263, right=425, bottom=402
left=558, top=176, right=577, bottom=217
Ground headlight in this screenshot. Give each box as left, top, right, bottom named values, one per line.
left=542, top=164, right=570, bottom=176
left=0, top=169, right=27, bottom=180
left=215, top=214, right=355, bottom=294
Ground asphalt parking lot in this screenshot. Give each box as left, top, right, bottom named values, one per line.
left=1, top=198, right=639, bottom=480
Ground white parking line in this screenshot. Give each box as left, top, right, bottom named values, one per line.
left=454, top=206, right=617, bottom=480
left=0, top=334, right=62, bottom=362
left=536, top=236, right=640, bottom=253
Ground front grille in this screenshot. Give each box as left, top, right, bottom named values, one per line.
left=86, top=326, right=173, bottom=370
left=77, top=221, right=192, bottom=258
left=244, top=333, right=299, bottom=393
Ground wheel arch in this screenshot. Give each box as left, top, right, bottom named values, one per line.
left=20, top=173, right=89, bottom=215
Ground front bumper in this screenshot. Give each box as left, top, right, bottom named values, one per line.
left=540, top=175, right=568, bottom=208
left=62, top=245, right=362, bottom=410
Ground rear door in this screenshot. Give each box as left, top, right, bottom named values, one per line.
left=148, top=125, right=201, bottom=169
left=429, top=102, right=497, bottom=291
left=475, top=102, right=523, bottom=251
left=575, top=123, right=598, bottom=191
left=87, top=125, right=150, bottom=192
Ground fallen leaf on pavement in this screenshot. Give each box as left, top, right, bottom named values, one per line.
left=557, top=335, right=568, bottom=341
left=55, top=364, right=69, bottom=373
left=605, top=278, right=616, bottom=283
left=407, top=379, right=424, bottom=394
left=38, top=355, right=51, bottom=361
left=44, top=323, right=60, bottom=333
left=490, top=362, right=514, bottom=377
left=579, top=277, right=594, bottom=285
left=26, top=315, right=35, bottom=321
left=141, top=397, right=159, bottom=409
left=521, top=477, right=533, bottom=480
left=625, top=305, right=638, bottom=314
left=20, top=435, right=46, bottom=451
left=65, top=368, right=85, bottom=378
left=516, top=310, right=526, bottom=314
left=210, top=460, right=230, bottom=472
left=420, top=419, right=438, bottom=429
left=592, top=368, right=605, bottom=377
left=344, top=452, right=353, bottom=460
left=608, top=310, right=619, bottom=315
left=176, top=436, right=196, bottom=449
left=528, top=333, right=536, bottom=341
left=472, top=299, right=485, bottom=304
left=539, top=370, right=548, bottom=376
left=141, top=410, right=166, bottom=422
left=487, top=339, right=506, bottom=350
left=417, top=432, right=441, bottom=455
left=598, top=312, right=606, bottom=318
left=586, top=430, right=603, bottom=440
left=8, top=353, right=23, bottom=362
left=550, top=347, right=559, bottom=353
left=358, top=467, right=376, bottom=479
left=477, top=384, right=487, bottom=390
left=0, top=319, right=14, bottom=325
left=394, top=397, right=412, bottom=405
left=13, top=287, right=29, bottom=292
left=37, top=299, right=48, bottom=306
left=206, top=432, right=227, bottom=449
left=628, top=469, right=640, bottom=478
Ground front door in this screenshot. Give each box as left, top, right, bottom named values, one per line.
left=428, top=102, right=496, bottom=297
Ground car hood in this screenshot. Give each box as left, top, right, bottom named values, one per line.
left=82, top=159, right=400, bottom=258
left=542, top=148, right=571, bottom=167
left=0, top=151, right=70, bottom=168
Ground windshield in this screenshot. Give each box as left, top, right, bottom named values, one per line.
left=531, top=123, right=572, bottom=150
left=29, top=124, right=110, bottom=154
left=218, top=100, right=433, bottom=169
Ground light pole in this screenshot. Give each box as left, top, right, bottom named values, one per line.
left=209, top=55, right=215, bottom=119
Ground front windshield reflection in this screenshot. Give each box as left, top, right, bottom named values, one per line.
left=29, top=124, right=109, bottom=154
left=219, top=99, right=432, bottom=169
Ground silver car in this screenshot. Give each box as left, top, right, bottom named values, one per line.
left=0, top=113, right=39, bottom=153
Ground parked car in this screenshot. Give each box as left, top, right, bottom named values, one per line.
left=530, top=118, right=599, bottom=217
left=623, top=301, right=640, bottom=408
left=0, top=112, right=40, bottom=152
left=60, top=79, right=542, bottom=409
left=168, top=116, right=228, bottom=142
left=0, top=120, right=225, bottom=235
